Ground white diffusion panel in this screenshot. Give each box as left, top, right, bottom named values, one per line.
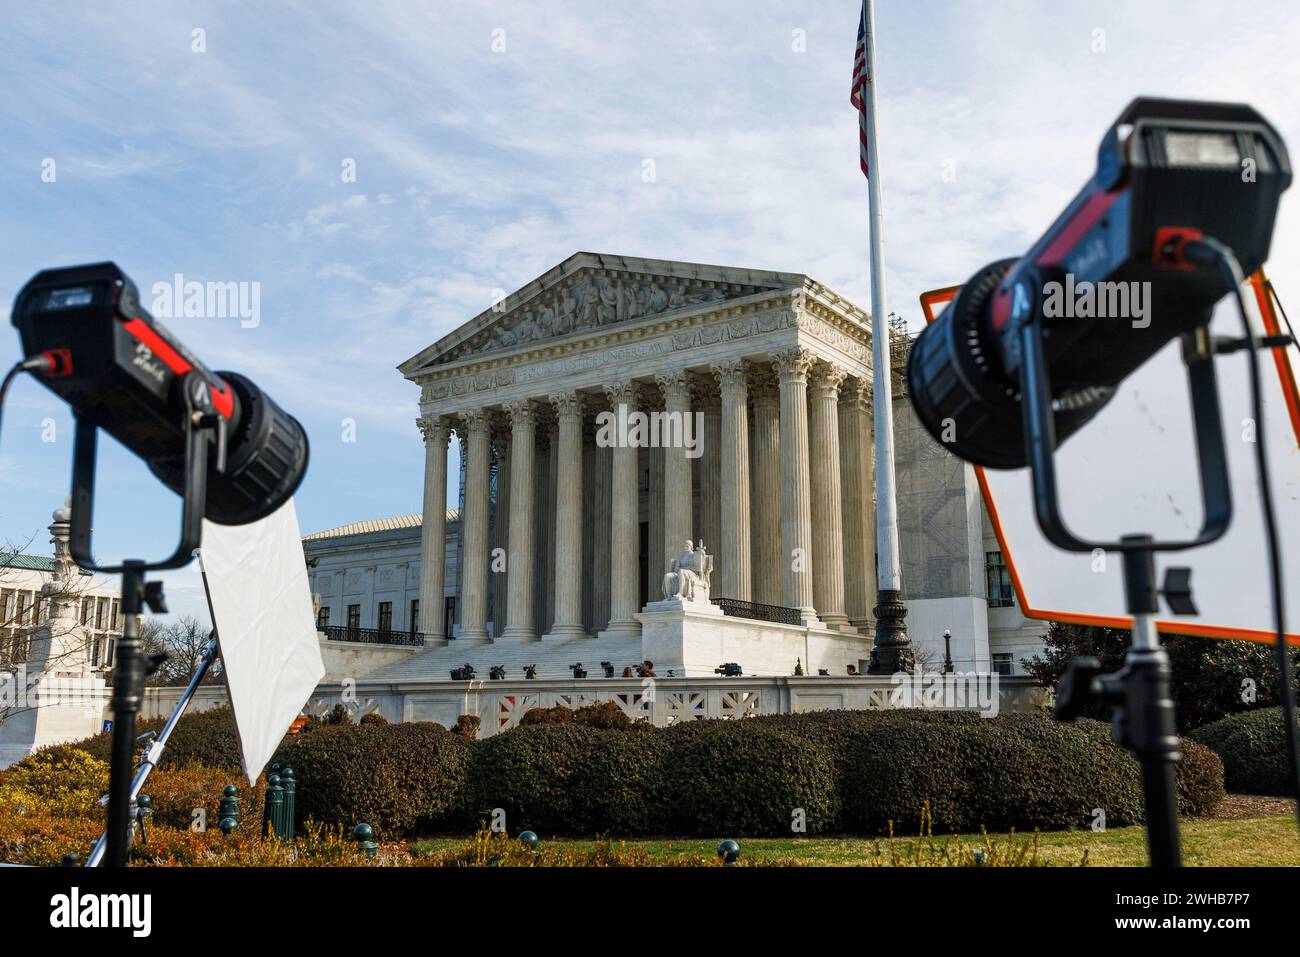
left=200, top=499, right=325, bottom=783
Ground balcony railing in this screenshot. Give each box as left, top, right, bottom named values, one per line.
left=710, top=597, right=802, bottom=626
left=322, top=625, right=426, bottom=647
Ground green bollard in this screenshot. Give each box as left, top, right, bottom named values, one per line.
left=264, top=773, right=283, bottom=839
left=218, top=785, right=240, bottom=835
left=717, top=839, right=740, bottom=866
left=280, top=767, right=296, bottom=840
left=353, top=823, right=377, bottom=861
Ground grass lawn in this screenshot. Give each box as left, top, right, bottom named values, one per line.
left=410, top=815, right=1300, bottom=866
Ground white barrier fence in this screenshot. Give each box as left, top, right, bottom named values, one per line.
left=136, top=674, right=1050, bottom=739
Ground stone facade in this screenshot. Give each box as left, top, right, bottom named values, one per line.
left=304, top=253, right=1051, bottom=685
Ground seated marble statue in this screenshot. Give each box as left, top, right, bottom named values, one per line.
left=661, top=539, right=714, bottom=602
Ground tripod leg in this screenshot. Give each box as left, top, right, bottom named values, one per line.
left=104, top=562, right=147, bottom=867
left=1127, top=603, right=1183, bottom=867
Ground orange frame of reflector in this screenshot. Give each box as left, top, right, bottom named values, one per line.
left=918, top=271, right=1300, bottom=646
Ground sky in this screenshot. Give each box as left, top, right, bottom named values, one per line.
left=1, top=0, right=1298, bottom=622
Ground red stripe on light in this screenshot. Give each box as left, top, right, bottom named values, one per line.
left=122, top=317, right=192, bottom=375
left=1036, top=189, right=1120, bottom=267
left=210, top=380, right=234, bottom=419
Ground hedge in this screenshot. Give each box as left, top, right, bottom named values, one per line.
left=46, top=706, right=245, bottom=770
left=274, top=722, right=472, bottom=837
left=45, top=707, right=1228, bottom=837
left=467, top=724, right=668, bottom=834
left=1189, top=707, right=1295, bottom=796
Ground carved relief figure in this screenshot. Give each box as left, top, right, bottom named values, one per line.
left=597, top=277, right=619, bottom=324
left=642, top=282, right=668, bottom=313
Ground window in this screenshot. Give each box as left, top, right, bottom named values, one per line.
left=377, top=601, right=393, bottom=634
left=985, top=551, right=1014, bottom=607
left=104, top=638, right=116, bottom=670
left=409, top=599, right=419, bottom=635
left=95, top=598, right=106, bottom=630
left=992, top=653, right=1013, bottom=677
left=316, top=606, right=330, bottom=628
left=444, top=596, right=456, bottom=638
left=346, top=604, right=361, bottom=634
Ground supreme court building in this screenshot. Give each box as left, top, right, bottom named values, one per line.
left=305, top=253, right=1047, bottom=683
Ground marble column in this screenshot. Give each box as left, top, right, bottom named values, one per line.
left=546, top=391, right=586, bottom=640
left=545, top=415, right=559, bottom=632
left=749, top=365, right=782, bottom=607
left=771, top=348, right=818, bottom=621
left=591, top=412, right=612, bottom=633
left=501, top=400, right=537, bottom=642
left=581, top=417, right=597, bottom=632
left=459, top=410, right=492, bottom=641
left=532, top=420, right=551, bottom=637
left=648, top=441, right=665, bottom=594
left=810, top=361, right=850, bottom=629
left=417, top=415, right=450, bottom=640
left=697, top=383, right=721, bottom=560
left=712, top=360, right=751, bottom=601
left=602, top=381, right=642, bottom=638
left=655, top=369, right=693, bottom=561
left=491, top=421, right=510, bottom=638
left=840, top=377, right=876, bottom=632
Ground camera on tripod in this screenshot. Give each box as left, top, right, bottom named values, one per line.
left=569, top=663, right=587, bottom=678
left=488, top=665, right=506, bottom=680
left=713, top=662, right=742, bottom=677
left=449, top=663, right=476, bottom=681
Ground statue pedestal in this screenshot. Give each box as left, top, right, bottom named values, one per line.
left=0, top=669, right=109, bottom=769
left=636, top=598, right=725, bottom=677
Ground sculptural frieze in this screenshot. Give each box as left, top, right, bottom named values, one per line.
left=433, top=272, right=743, bottom=366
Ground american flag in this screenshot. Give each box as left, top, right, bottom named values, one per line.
left=850, top=1, right=871, bottom=178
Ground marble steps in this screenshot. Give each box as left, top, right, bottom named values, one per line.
left=363, top=634, right=646, bottom=682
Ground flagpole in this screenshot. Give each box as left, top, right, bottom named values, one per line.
left=861, top=0, right=912, bottom=673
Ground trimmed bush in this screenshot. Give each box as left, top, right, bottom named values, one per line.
left=276, top=722, right=472, bottom=837
left=1176, top=739, right=1226, bottom=816
left=1, top=748, right=109, bottom=816
left=468, top=724, right=668, bottom=834
left=54, top=706, right=245, bottom=770
left=517, top=701, right=633, bottom=729
left=451, top=715, right=481, bottom=740
left=142, top=765, right=266, bottom=830
left=660, top=721, right=840, bottom=835
left=358, top=712, right=389, bottom=727
left=1190, top=707, right=1294, bottom=795
left=518, top=704, right=575, bottom=726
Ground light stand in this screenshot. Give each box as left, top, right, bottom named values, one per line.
left=86, top=636, right=219, bottom=867
left=69, top=371, right=222, bottom=867
left=1010, top=266, right=1234, bottom=868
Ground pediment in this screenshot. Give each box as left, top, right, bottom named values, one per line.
left=402, top=253, right=803, bottom=374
